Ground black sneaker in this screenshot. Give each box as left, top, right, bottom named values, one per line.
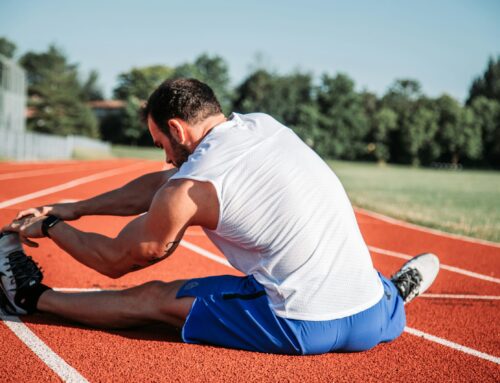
left=391, top=253, right=440, bottom=304
left=0, top=232, right=43, bottom=315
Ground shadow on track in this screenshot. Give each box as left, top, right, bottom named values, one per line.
left=22, top=313, right=184, bottom=344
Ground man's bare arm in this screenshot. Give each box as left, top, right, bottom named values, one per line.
left=16, top=168, right=177, bottom=220
left=45, top=213, right=182, bottom=278
left=5, top=178, right=218, bottom=275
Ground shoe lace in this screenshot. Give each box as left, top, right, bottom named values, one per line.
left=5, top=251, right=43, bottom=291
left=392, top=267, right=422, bottom=302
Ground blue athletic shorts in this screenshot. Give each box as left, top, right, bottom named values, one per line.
left=176, top=272, right=405, bottom=355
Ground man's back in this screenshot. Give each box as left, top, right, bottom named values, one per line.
left=172, top=112, right=383, bottom=320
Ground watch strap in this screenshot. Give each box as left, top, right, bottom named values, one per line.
left=42, top=215, right=62, bottom=238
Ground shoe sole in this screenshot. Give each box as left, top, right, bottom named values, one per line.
left=0, top=283, right=17, bottom=315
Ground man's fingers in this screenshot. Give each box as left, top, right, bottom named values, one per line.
left=3, top=221, right=20, bottom=232
left=20, top=235, right=39, bottom=248
left=16, top=208, right=39, bottom=220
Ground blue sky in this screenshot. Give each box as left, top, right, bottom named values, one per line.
left=1, top=0, right=499, bottom=101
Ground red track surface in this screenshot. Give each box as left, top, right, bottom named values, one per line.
left=0, top=159, right=498, bottom=382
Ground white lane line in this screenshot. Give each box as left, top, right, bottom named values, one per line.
left=0, top=164, right=102, bottom=181
left=180, top=240, right=231, bottom=267
left=421, top=293, right=500, bottom=300
left=180, top=239, right=500, bottom=364
left=1, top=314, right=89, bottom=382
left=368, top=246, right=500, bottom=284
left=356, top=207, right=500, bottom=249
left=404, top=326, right=500, bottom=364
left=2, top=160, right=78, bottom=166
left=0, top=161, right=152, bottom=382
left=0, top=161, right=149, bottom=209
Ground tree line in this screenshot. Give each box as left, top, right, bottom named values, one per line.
left=1, top=36, right=499, bottom=168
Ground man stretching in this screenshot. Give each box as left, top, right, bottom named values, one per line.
left=0, top=78, right=439, bottom=354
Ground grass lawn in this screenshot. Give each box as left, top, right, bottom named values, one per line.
left=111, top=145, right=165, bottom=160
left=328, top=160, right=500, bottom=243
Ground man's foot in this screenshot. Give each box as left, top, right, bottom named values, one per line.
left=0, top=232, right=44, bottom=315
left=391, top=253, right=440, bottom=304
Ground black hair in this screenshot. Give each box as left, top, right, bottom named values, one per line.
left=141, top=78, right=222, bottom=136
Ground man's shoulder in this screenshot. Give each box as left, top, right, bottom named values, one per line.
left=155, top=178, right=219, bottom=229
left=237, top=112, right=281, bottom=125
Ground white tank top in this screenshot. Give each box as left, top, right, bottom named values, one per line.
left=171, top=113, right=383, bottom=320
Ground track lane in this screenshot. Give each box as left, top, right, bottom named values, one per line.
left=10, top=225, right=498, bottom=366
left=2, top=160, right=498, bottom=381
left=0, top=160, right=145, bottom=200
left=0, top=322, right=60, bottom=383
left=405, top=299, right=500, bottom=356
left=16, top=292, right=500, bottom=383
left=357, top=213, right=500, bottom=278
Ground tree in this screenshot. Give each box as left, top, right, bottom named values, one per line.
left=19, top=45, right=98, bottom=137
left=316, top=73, right=369, bottom=159
left=361, top=91, right=395, bottom=163
left=122, top=96, right=149, bottom=145
left=435, top=94, right=481, bottom=164
left=233, top=69, right=278, bottom=114
left=382, top=79, right=423, bottom=163
left=112, top=55, right=232, bottom=145
left=114, top=65, right=174, bottom=100
left=293, top=103, right=324, bottom=149
left=467, top=56, right=500, bottom=104
left=371, top=107, right=398, bottom=163
left=233, top=69, right=316, bottom=147
left=469, top=96, right=500, bottom=167
left=0, top=37, right=16, bottom=58
left=403, top=103, right=440, bottom=166
left=81, top=70, right=104, bottom=101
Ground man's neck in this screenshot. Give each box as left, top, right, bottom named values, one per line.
left=191, top=113, right=227, bottom=147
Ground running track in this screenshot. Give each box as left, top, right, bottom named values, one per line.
left=0, top=159, right=498, bottom=382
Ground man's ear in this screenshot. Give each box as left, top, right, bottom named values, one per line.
left=167, top=118, right=186, bottom=143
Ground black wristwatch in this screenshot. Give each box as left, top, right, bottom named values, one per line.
left=42, top=215, right=62, bottom=238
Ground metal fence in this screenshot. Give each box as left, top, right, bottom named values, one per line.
left=0, top=54, right=27, bottom=133
left=0, top=129, right=111, bottom=160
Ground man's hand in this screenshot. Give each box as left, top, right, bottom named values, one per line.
left=3, top=215, right=47, bottom=248
left=16, top=203, right=80, bottom=221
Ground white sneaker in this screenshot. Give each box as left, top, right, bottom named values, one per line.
left=0, top=232, right=43, bottom=315
left=391, top=253, right=440, bottom=304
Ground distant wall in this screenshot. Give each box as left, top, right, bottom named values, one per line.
left=0, top=130, right=111, bottom=160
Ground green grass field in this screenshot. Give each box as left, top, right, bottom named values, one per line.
left=328, top=160, right=500, bottom=243
left=111, top=145, right=164, bottom=160
left=72, top=145, right=500, bottom=243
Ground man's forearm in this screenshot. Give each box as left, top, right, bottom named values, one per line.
left=48, top=221, right=130, bottom=278
left=73, top=169, right=176, bottom=217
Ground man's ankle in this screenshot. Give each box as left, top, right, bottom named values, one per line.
left=14, top=284, right=51, bottom=314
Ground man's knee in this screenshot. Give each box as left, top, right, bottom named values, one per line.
left=133, top=280, right=193, bottom=325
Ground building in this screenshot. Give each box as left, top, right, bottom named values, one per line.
left=88, top=99, right=125, bottom=120
left=0, top=53, right=27, bottom=132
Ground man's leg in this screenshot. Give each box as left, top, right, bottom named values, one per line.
left=37, top=280, right=194, bottom=329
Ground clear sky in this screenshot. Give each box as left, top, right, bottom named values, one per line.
left=1, top=0, right=499, bottom=101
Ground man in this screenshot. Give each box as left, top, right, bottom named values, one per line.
left=0, top=78, right=439, bottom=354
